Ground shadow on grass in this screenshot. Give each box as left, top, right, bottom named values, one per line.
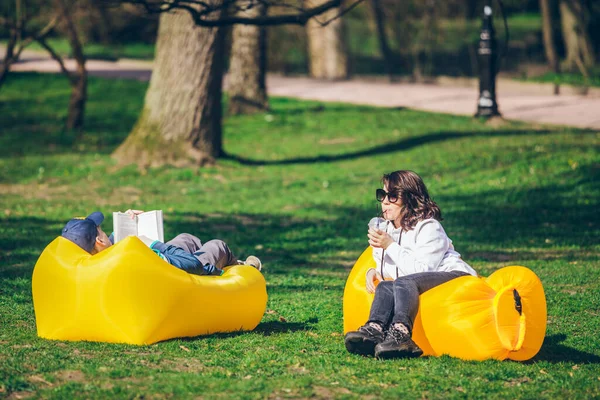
left=253, top=318, right=318, bottom=336
left=0, top=73, right=145, bottom=158
left=223, top=129, right=598, bottom=166
left=174, top=319, right=318, bottom=342
left=533, top=334, right=600, bottom=364
left=0, top=216, right=64, bottom=280
left=263, top=104, right=396, bottom=116
left=1, top=164, right=598, bottom=281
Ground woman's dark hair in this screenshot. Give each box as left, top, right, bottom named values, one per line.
left=382, top=170, right=442, bottom=230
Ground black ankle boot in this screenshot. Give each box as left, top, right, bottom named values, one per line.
left=374, top=324, right=423, bottom=359
left=344, top=323, right=385, bottom=356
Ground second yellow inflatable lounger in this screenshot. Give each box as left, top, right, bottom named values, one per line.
left=32, top=236, right=268, bottom=345
left=343, top=247, right=546, bottom=361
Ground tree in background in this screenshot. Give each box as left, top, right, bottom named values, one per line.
left=539, top=0, right=560, bottom=93
left=383, top=0, right=442, bottom=82
left=110, top=0, right=358, bottom=167
left=0, top=2, right=57, bottom=88
left=113, top=5, right=226, bottom=167
left=227, top=1, right=268, bottom=115
left=0, top=0, right=87, bottom=131
left=370, top=0, right=395, bottom=82
left=53, top=0, right=87, bottom=131
left=306, top=0, right=348, bottom=80
left=558, top=0, right=595, bottom=75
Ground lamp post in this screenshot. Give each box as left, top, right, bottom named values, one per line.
left=475, top=5, right=501, bottom=117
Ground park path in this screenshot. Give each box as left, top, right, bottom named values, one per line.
left=4, top=48, right=600, bottom=130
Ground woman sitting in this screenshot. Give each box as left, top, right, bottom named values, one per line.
left=344, top=170, right=477, bottom=359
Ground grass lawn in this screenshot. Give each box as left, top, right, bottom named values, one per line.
left=524, top=68, right=600, bottom=88
left=0, top=72, right=599, bottom=399
left=0, top=38, right=155, bottom=61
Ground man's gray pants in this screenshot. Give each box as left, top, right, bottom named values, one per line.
left=167, top=233, right=237, bottom=270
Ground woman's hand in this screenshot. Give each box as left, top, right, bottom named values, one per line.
left=365, top=268, right=383, bottom=294
left=368, top=228, right=394, bottom=249
left=125, top=209, right=144, bottom=219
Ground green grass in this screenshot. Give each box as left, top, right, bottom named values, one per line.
left=1, top=72, right=599, bottom=399
left=1, top=38, right=155, bottom=61
left=524, top=68, right=600, bottom=88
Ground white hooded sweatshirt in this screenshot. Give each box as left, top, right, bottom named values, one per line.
left=371, top=218, right=477, bottom=280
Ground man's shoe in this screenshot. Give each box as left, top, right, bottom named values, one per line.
left=344, top=323, right=385, bottom=356
left=244, top=256, right=262, bottom=271
left=374, top=325, right=423, bottom=359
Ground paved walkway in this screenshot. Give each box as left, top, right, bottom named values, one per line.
left=4, top=48, right=600, bottom=130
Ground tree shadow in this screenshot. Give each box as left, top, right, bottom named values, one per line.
left=0, top=72, right=144, bottom=158
left=0, top=216, right=64, bottom=279
left=6, top=163, right=597, bottom=280
left=531, top=334, right=600, bottom=364
left=264, top=104, right=398, bottom=116
left=222, top=129, right=587, bottom=166
left=439, top=164, right=600, bottom=254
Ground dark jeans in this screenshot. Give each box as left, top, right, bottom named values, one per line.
left=167, top=233, right=237, bottom=270
left=368, top=271, right=470, bottom=333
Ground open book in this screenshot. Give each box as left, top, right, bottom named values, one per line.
left=113, top=210, right=164, bottom=243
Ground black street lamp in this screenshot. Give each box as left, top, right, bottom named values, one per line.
left=475, top=5, right=501, bottom=118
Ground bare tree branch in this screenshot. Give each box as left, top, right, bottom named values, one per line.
left=98, top=0, right=364, bottom=26
left=312, top=0, right=365, bottom=27
left=37, top=37, right=77, bottom=84
left=13, top=15, right=59, bottom=60
left=0, top=11, right=60, bottom=89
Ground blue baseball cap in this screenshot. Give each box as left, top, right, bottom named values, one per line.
left=61, top=212, right=105, bottom=253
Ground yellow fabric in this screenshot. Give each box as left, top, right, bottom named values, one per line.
left=32, top=236, right=268, bottom=345
left=343, top=247, right=546, bottom=361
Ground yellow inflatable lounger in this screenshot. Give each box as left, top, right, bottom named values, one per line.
left=343, top=247, right=547, bottom=361
left=33, top=236, right=268, bottom=345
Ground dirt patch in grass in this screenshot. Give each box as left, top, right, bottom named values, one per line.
left=162, top=358, right=206, bottom=373
left=139, top=357, right=205, bottom=373
left=123, top=350, right=161, bottom=356
left=287, top=363, right=309, bottom=374
left=558, top=282, right=597, bottom=295
left=27, top=375, right=53, bottom=387
left=312, top=385, right=353, bottom=398
left=268, top=388, right=300, bottom=399
left=55, top=370, right=85, bottom=382
left=71, top=349, right=94, bottom=359
left=504, top=376, right=532, bottom=387
left=0, top=182, right=100, bottom=203
left=6, top=391, right=35, bottom=399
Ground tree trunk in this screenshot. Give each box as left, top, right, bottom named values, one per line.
left=465, top=0, right=480, bottom=20
left=539, top=0, right=560, bottom=94
left=67, top=67, right=87, bottom=131
left=227, top=2, right=268, bottom=115
left=56, top=0, right=87, bottom=132
left=540, top=0, right=560, bottom=71
left=113, top=7, right=226, bottom=167
left=370, top=0, right=396, bottom=82
left=0, top=30, right=17, bottom=90
left=306, top=0, right=348, bottom=80
left=559, top=0, right=595, bottom=73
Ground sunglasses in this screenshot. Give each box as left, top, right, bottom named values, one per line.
left=376, top=188, right=400, bottom=203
